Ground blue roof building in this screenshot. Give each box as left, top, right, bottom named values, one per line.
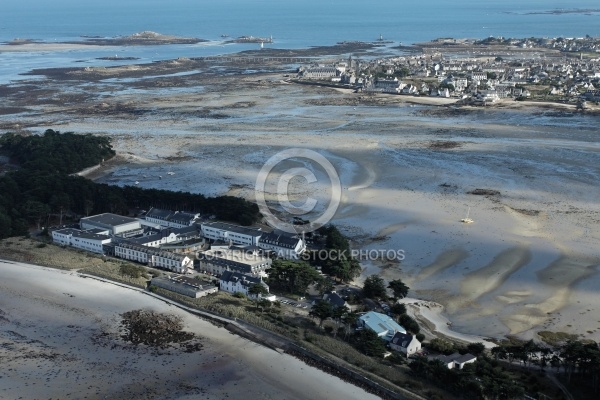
left=358, top=311, right=406, bottom=341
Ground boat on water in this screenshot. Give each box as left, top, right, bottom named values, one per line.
left=461, top=206, right=474, bottom=224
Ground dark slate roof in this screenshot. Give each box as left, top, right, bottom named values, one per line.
left=391, top=332, right=415, bottom=348
left=430, top=352, right=476, bottom=365
left=115, top=242, right=188, bottom=261
left=169, top=212, right=198, bottom=224
left=202, top=222, right=262, bottom=237
left=127, top=228, right=176, bottom=244
left=453, top=353, right=477, bottom=364
left=127, top=234, right=162, bottom=245
left=85, top=228, right=109, bottom=234
left=259, top=230, right=302, bottom=249
left=146, top=207, right=174, bottom=220
left=152, top=275, right=216, bottom=292
left=324, top=292, right=346, bottom=307
left=219, top=270, right=262, bottom=287
left=171, top=225, right=200, bottom=236
left=81, top=213, right=138, bottom=227
left=230, top=244, right=262, bottom=254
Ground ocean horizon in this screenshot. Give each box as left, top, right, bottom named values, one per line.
left=1, top=0, right=599, bottom=83
left=2, top=0, right=600, bottom=46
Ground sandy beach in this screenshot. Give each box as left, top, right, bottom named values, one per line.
left=2, top=59, right=600, bottom=345
left=0, top=259, right=380, bottom=400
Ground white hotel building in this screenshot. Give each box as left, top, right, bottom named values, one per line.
left=258, top=230, right=306, bottom=260
left=51, top=228, right=112, bottom=254
left=80, top=213, right=144, bottom=238
left=114, top=242, right=193, bottom=274
left=200, top=222, right=262, bottom=246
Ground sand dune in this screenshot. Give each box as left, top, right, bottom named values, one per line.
left=416, top=248, right=469, bottom=280
left=446, top=246, right=532, bottom=313
left=501, top=254, right=599, bottom=334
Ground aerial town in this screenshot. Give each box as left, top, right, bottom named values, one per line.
left=2, top=18, right=600, bottom=396
left=297, top=36, right=600, bottom=107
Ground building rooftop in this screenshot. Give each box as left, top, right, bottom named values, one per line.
left=145, top=207, right=174, bottom=220
left=81, top=213, right=139, bottom=227
left=197, top=248, right=270, bottom=265
left=53, top=228, right=111, bottom=241
left=85, top=228, right=109, bottom=234
left=391, top=332, right=416, bottom=348
left=169, top=212, right=198, bottom=224
left=219, top=270, right=263, bottom=287
left=202, top=222, right=262, bottom=237
left=115, top=242, right=189, bottom=261
left=152, top=275, right=216, bottom=292
left=323, top=292, right=346, bottom=307
left=259, top=230, right=302, bottom=249
left=359, top=311, right=406, bottom=337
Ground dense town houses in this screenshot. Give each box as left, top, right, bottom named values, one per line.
left=295, top=39, right=600, bottom=105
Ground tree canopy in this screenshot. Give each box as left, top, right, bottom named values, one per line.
left=266, top=259, right=322, bottom=295
left=388, top=279, right=409, bottom=299
left=362, top=275, right=387, bottom=299
left=308, top=225, right=361, bottom=283
left=0, top=130, right=261, bottom=238
left=0, top=129, right=115, bottom=175
left=352, top=328, right=387, bottom=358
left=309, top=299, right=335, bottom=328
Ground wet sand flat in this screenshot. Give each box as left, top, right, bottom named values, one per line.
left=2, top=62, right=600, bottom=342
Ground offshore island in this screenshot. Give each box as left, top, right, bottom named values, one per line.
left=1, top=34, right=600, bottom=399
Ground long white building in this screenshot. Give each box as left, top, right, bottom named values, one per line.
left=197, top=247, right=271, bottom=277
left=144, top=208, right=200, bottom=228
left=114, top=242, right=193, bottom=274
left=258, top=230, right=306, bottom=260
left=200, top=222, right=262, bottom=246
left=51, top=228, right=112, bottom=254
left=80, top=213, right=143, bottom=238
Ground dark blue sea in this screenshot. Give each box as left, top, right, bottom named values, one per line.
left=1, top=0, right=599, bottom=82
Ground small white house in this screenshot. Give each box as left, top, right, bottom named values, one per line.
left=390, top=332, right=421, bottom=356
left=219, top=270, right=275, bottom=300
left=428, top=352, right=477, bottom=369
